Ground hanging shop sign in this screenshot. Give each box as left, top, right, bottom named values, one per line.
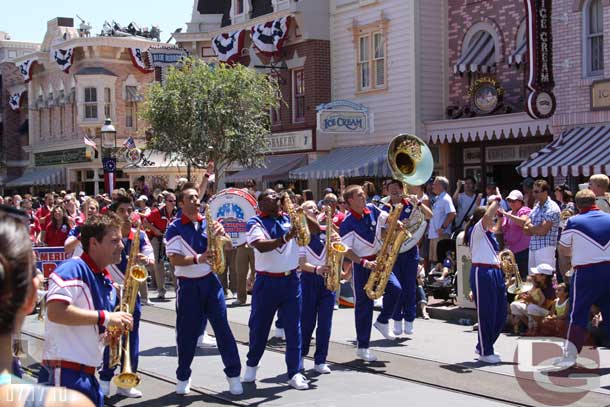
left=268, top=130, right=312, bottom=153
left=524, top=0, right=556, bottom=120
left=590, top=79, right=610, bottom=111
left=35, top=148, right=88, bottom=166
left=316, top=100, right=371, bottom=134
left=467, top=77, right=504, bottom=115
left=147, top=46, right=189, bottom=67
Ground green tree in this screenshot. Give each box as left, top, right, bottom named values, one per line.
left=142, top=57, right=280, bottom=183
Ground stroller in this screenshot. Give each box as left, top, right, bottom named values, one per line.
left=424, top=238, right=458, bottom=304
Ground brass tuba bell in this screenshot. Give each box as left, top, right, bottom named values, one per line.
left=387, top=134, right=434, bottom=186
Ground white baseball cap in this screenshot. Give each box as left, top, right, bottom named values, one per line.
left=506, top=190, right=524, bottom=202
left=136, top=195, right=148, bottom=202
left=530, top=263, right=554, bottom=276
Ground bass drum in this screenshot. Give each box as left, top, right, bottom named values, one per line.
left=208, top=188, right=258, bottom=247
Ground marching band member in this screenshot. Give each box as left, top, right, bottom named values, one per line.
left=38, top=213, right=133, bottom=407
left=244, top=190, right=320, bottom=390
left=382, top=180, right=432, bottom=336
left=98, top=196, right=154, bottom=398
left=463, top=197, right=507, bottom=364
left=339, top=185, right=401, bottom=361
left=556, top=189, right=610, bottom=368
left=165, top=183, right=242, bottom=395
left=299, top=201, right=338, bottom=374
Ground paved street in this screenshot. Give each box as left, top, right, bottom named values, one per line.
left=20, top=288, right=610, bottom=407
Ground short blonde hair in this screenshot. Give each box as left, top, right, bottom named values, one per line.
left=589, top=174, right=609, bottom=191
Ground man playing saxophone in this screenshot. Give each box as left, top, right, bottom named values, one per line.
left=339, top=185, right=402, bottom=361
left=244, top=189, right=320, bottom=390
left=298, top=201, right=343, bottom=375
left=165, top=183, right=242, bottom=396
left=381, top=180, right=432, bottom=337
left=99, top=195, right=154, bottom=399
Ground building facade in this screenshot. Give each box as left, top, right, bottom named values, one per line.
left=0, top=32, right=39, bottom=193
left=175, top=0, right=332, bottom=190
left=6, top=18, right=190, bottom=195
left=425, top=0, right=553, bottom=192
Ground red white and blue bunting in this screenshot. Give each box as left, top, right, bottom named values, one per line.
left=8, top=90, right=25, bottom=111
left=129, top=48, right=153, bottom=73
left=16, top=59, right=37, bottom=82
left=251, top=16, right=292, bottom=56
left=212, top=30, right=246, bottom=64
left=51, top=48, right=74, bottom=73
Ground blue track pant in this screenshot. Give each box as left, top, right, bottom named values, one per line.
left=470, top=265, right=507, bottom=357
left=392, top=247, right=419, bottom=323
left=39, top=366, right=103, bottom=407
left=300, top=272, right=335, bottom=365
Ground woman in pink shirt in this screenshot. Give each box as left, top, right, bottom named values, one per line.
left=497, top=190, right=531, bottom=280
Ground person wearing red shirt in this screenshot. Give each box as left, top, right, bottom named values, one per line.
left=44, top=206, right=71, bottom=247
left=21, top=197, right=42, bottom=245
left=143, top=192, right=177, bottom=299
left=36, top=193, right=55, bottom=229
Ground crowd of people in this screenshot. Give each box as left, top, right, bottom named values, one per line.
left=1, top=170, right=609, bottom=405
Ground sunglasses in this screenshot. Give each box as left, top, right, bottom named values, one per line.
left=533, top=190, right=544, bottom=194
left=165, top=199, right=175, bottom=203
left=323, top=199, right=337, bottom=204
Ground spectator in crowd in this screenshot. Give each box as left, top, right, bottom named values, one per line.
left=36, top=192, right=55, bottom=229
left=452, top=176, right=480, bottom=233
left=43, top=205, right=71, bottom=247
left=63, top=194, right=82, bottom=226
left=78, top=190, right=86, bottom=204
left=21, top=196, right=41, bottom=245
left=318, top=193, right=345, bottom=227
left=362, top=181, right=380, bottom=204
left=589, top=174, right=610, bottom=213
left=521, top=177, right=536, bottom=209
left=524, top=180, right=561, bottom=270
left=12, top=195, right=22, bottom=210
left=428, top=176, right=456, bottom=264
left=410, top=184, right=430, bottom=208
left=64, top=198, right=100, bottom=258
left=136, top=195, right=151, bottom=217
left=245, top=179, right=260, bottom=199
left=497, top=190, right=532, bottom=280
left=135, top=176, right=150, bottom=198
left=0, top=196, right=4, bottom=205
left=554, top=184, right=575, bottom=212
left=480, top=182, right=509, bottom=210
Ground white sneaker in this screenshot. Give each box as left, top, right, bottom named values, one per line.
left=288, top=373, right=309, bottom=390
left=553, top=355, right=576, bottom=369
left=274, top=327, right=286, bottom=340
left=373, top=320, right=395, bottom=340
left=100, top=380, right=111, bottom=397
left=404, top=321, right=414, bottom=335
left=475, top=348, right=500, bottom=357
left=314, top=363, right=331, bottom=374
left=242, top=365, right=259, bottom=383
left=226, top=376, right=243, bottom=395
left=197, top=332, right=217, bottom=348
left=176, top=378, right=191, bottom=395
left=333, top=303, right=339, bottom=310
left=478, top=354, right=501, bottom=364
left=356, top=348, right=378, bottom=362
left=393, top=320, right=403, bottom=336
left=116, top=387, right=143, bottom=398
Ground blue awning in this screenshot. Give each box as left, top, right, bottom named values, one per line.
left=5, top=167, right=66, bottom=187
left=289, top=144, right=390, bottom=180
left=225, top=153, right=307, bottom=183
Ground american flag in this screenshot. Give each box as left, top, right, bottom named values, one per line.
left=122, top=137, right=136, bottom=149
left=83, top=136, right=98, bottom=151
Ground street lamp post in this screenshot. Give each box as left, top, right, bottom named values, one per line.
left=101, top=118, right=117, bottom=194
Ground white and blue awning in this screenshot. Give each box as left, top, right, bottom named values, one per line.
left=5, top=167, right=66, bottom=188
left=508, top=37, right=527, bottom=66
left=225, top=153, right=307, bottom=184
left=289, top=144, right=390, bottom=180
left=453, top=31, right=496, bottom=74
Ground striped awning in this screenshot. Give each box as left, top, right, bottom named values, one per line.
left=517, top=125, right=610, bottom=177
left=289, top=144, right=390, bottom=180
left=5, top=167, right=66, bottom=187
left=453, top=31, right=496, bottom=74
left=508, top=37, right=527, bottom=66
left=225, top=153, right=307, bottom=184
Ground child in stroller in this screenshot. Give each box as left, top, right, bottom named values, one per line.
left=425, top=244, right=458, bottom=303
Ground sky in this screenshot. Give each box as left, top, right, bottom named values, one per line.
left=1, top=0, right=194, bottom=43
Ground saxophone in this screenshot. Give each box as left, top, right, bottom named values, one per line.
left=324, top=206, right=347, bottom=291
left=364, top=202, right=411, bottom=300
left=283, top=193, right=310, bottom=246
left=205, top=204, right=232, bottom=274
left=109, top=224, right=148, bottom=389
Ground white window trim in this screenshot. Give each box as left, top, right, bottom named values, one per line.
left=231, top=0, right=251, bottom=24
left=75, top=75, right=117, bottom=126
left=583, top=0, right=604, bottom=78
left=292, top=68, right=305, bottom=124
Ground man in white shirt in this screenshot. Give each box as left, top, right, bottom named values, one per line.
left=428, top=176, right=456, bottom=264
left=452, top=176, right=480, bottom=232
left=589, top=174, right=610, bottom=214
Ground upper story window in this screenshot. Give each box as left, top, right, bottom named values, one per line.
left=357, top=32, right=386, bottom=91
left=292, top=69, right=305, bottom=123
left=84, top=87, right=97, bottom=120
left=585, top=0, right=604, bottom=76
left=235, top=0, right=244, bottom=15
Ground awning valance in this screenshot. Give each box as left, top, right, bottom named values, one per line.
left=225, top=153, right=307, bottom=183
left=517, top=125, right=610, bottom=177
left=453, top=31, right=496, bottom=74
left=289, top=145, right=390, bottom=180
left=5, top=167, right=66, bottom=188
left=508, top=38, right=527, bottom=66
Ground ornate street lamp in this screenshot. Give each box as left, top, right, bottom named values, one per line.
left=101, top=118, right=117, bottom=194
left=101, top=118, right=117, bottom=149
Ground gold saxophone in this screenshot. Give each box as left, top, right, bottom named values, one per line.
left=109, top=224, right=148, bottom=389
left=283, top=193, right=310, bottom=246
left=205, top=205, right=232, bottom=274
left=500, top=249, right=533, bottom=295
left=364, top=134, right=433, bottom=300
left=324, top=206, right=347, bottom=291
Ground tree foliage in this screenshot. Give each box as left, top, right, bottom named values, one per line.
left=142, top=58, right=280, bottom=180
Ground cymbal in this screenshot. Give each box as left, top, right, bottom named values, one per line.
left=507, top=282, right=533, bottom=295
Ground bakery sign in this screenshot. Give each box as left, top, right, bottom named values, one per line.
left=524, top=0, right=557, bottom=120
left=267, top=129, right=312, bottom=153
left=316, top=100, right=371, bottom=134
